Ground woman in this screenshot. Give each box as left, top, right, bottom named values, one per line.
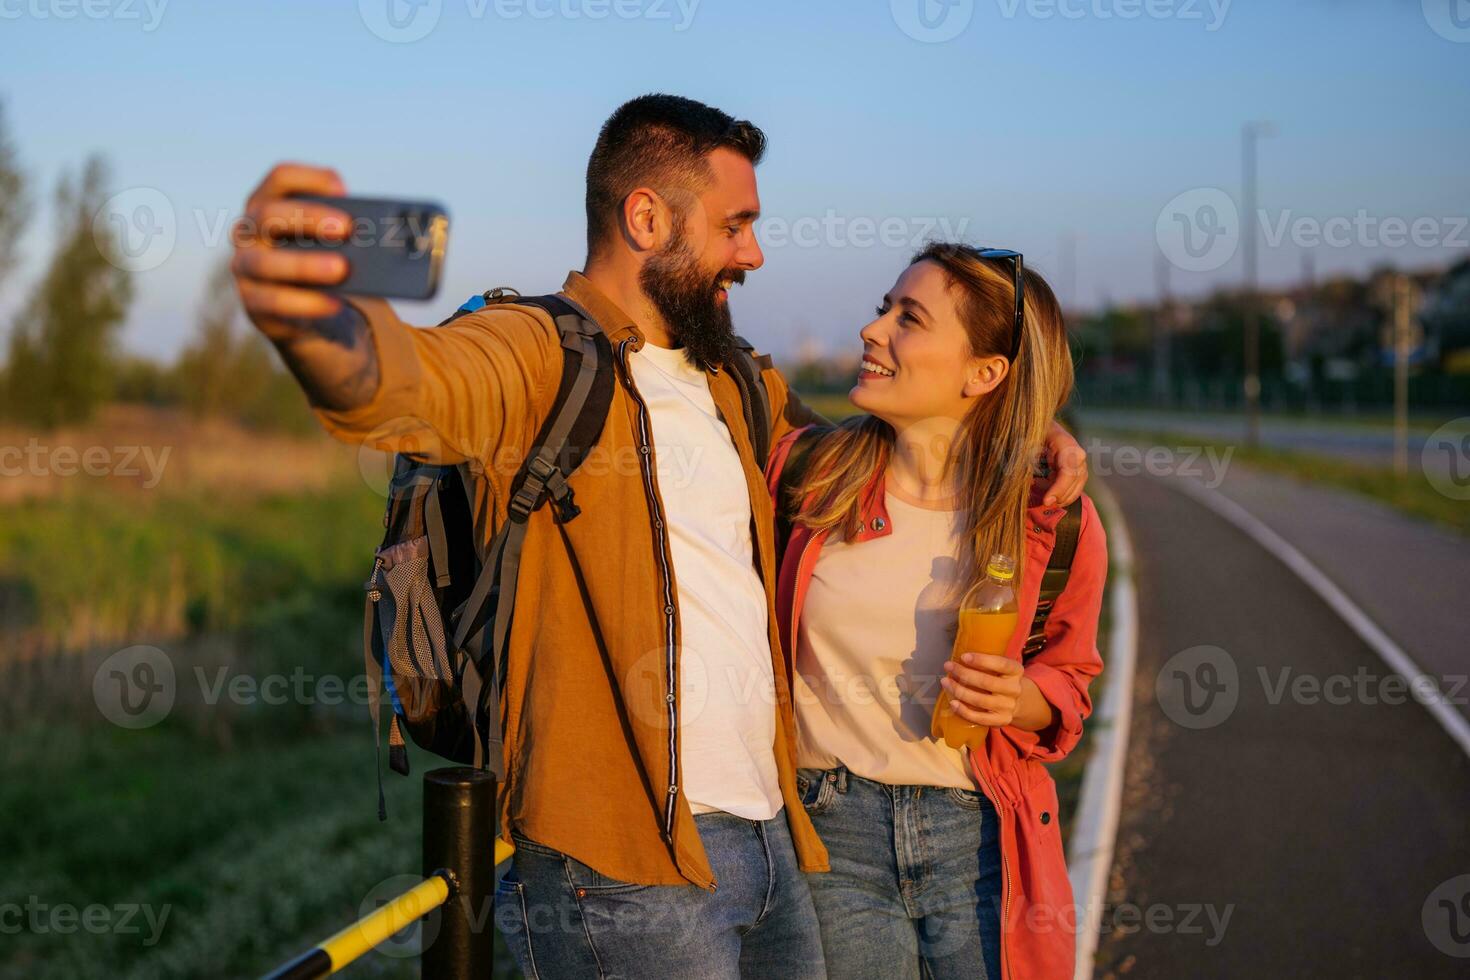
left=765, top=243, right=1107, bottom=979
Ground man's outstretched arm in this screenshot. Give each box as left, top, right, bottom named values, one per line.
left=230, top=163, right=380, bottom=413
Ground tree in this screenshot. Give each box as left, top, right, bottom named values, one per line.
left=178, top=259, right=249, bottom=419
left=4, top=155, right=133, bottom=427
left=175, top=258, right=313, bottom=433
left=0, top=98, right=29, bottom=292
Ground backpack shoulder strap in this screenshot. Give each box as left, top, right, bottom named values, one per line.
left=1021, top=497, right=1084, bottom=661
left=1047, top=497, right=1084, bottom=573
left=505, top=293, right=615, bottom=521
left=727, top=336, right=774, bottom=469
left=448, top=292, right=611, bottom=654
left=445, top=292, right=615, bottom=779
left=434, top=289, right=614, bottom=524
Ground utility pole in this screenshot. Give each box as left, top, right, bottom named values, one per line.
left=1154, top=248, right=1171, bottom=407
left=1393, top=274, right=1415, bottom=477
left=1242, top=121, right=1275, bottom=448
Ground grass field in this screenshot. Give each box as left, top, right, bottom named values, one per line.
left=798, top=391, right=859, bottom=422
left=1, top=503, right=524, bottom=977
left=0, top=576, right=471, bottom=978
left=0, top=477, right=384, bottom=664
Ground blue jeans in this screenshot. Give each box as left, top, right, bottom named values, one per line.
left=797, top=765, right=1003, bottom=980
left=494, top=810, right=825, bottom=979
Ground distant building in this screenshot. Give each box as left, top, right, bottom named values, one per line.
left=1420, top=257, right=1470, bottom=373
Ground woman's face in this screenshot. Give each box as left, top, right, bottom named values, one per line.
left=849, top=260, right=1006, bottom=429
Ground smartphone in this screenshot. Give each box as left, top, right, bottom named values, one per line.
left=285, top=194, right=449, bottom=300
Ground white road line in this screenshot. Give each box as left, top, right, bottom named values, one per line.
left=1163, top=475, right=1470, bottom=761
left=1068, top=479, right=1138, bottom=980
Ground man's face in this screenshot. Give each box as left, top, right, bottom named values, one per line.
left=640, top=148, right=764, bottom=369
left=693, top=147, right=765, bottom=303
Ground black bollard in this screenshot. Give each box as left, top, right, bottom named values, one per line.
left=422, top=767, right=496, bottom=979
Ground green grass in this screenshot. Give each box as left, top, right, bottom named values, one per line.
left=0, top=470, right=525, bottom=978
left=1091, top=426, right=1470, bottom=536
left=0, top=478, right=385, bottom=654
left=2, top=727, right=523, bottom=980
left=1, top=725, right=419, bottom=979
left=1, top=579, right=522, bottom=979
left=798, top=391, right=860, bottom=422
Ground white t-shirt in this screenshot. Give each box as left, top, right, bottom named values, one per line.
left=793, top=488, right=977, bottom=789
left=628, top=341, right=783, bottom=820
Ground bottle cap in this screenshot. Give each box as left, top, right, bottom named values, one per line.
left=985, top=553, right=1016, bottom=581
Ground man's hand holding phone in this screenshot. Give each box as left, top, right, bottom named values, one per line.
left=231, top=163, right=355, bottom=341
left=229, top=163, right=396, bottom=413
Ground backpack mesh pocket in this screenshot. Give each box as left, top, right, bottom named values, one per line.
left=372, top=535, right=457, bottom=723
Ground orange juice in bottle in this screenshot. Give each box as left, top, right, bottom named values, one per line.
left=932, top=554, right=1020, bottom=749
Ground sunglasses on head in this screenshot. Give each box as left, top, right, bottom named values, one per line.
left=967, top=247, right=1024, bottom=361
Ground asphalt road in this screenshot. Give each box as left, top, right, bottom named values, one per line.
left=1095, top=470, right=1470, bottom=978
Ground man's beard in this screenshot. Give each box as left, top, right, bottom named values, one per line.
left=640, top=224, right=743, bottom=371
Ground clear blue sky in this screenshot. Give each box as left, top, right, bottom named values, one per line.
left=1, top=0, right=1466, bottom=360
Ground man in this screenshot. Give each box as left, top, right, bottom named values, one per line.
left=232, top=94, right=1087, bottom=977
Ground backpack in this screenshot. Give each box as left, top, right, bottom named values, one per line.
left=363, top=287, right=774, bottom=818
left=773, top=426, right=1083, bottom=660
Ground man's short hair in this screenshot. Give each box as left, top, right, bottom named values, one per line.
left=585, top=93, right=766, bottom=257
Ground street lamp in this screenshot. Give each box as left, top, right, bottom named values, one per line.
left=1242, top=120, right=1276, bottom=447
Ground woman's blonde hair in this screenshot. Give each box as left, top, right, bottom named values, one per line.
left=789, top=242, right=1074, bottom=603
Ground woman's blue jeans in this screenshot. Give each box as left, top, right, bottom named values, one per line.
left=796, top=765, right=1004, bottom=980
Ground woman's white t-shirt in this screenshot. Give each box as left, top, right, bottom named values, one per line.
left=793, top=486, right=977, bottom=789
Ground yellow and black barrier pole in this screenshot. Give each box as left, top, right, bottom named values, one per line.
left=263, top=767, right=503, bottom=979
left=263, top=871, right=454, bottom=979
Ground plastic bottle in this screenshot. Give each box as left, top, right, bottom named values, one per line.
left=932, top=554, right=1020, bottom=749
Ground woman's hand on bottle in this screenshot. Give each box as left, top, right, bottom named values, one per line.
left=941, top=654, right=1057, bottom=732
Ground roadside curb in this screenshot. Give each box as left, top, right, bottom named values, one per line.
left=1067, top=477, right=1138, bottom=980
